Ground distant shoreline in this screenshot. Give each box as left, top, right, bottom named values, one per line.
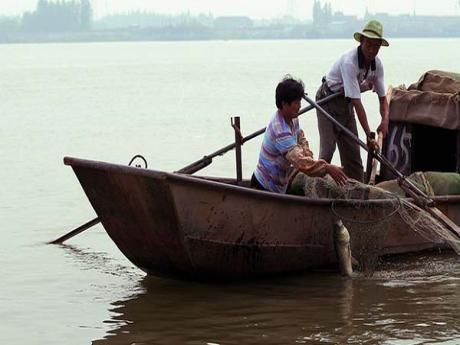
left=2, top=30, right=460, bottom=44
left=5, top=0, right=459, bottom=45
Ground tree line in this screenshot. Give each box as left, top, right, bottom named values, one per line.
left=0, top=0, right=459, bottom=40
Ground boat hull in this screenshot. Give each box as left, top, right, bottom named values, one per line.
left=64, top=157, right=460, bottom=279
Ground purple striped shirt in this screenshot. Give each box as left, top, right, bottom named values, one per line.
left=254, top=111, right=300, bottom=193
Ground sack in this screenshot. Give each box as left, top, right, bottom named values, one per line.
left=376, top=171, right=460, bottom=196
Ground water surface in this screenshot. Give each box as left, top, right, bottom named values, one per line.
left=1, top=39, right=460, bottom=344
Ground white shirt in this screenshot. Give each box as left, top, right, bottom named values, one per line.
left=326, top=47, right=385, bottom=99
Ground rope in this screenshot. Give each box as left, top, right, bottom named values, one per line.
left=128, top=154, right=148, bottom=168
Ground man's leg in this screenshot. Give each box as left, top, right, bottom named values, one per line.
left=316, top=85, right=337, bottom=163
left=336, top=113, right=364, bottom=182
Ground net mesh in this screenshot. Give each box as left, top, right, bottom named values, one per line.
left=289, top=173, right=460, bottom=274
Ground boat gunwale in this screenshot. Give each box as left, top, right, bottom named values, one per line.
left=63, top=156, right=460, bottom=206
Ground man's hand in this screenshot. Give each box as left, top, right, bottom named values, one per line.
left=378, top=96, right=389, bottom=137
left=376, top=119, right=389, bottom=137
left=325, top=164, right=347, bottom=186
left=367, top=136, right=380, bottom=153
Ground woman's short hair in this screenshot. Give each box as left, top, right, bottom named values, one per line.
left=275, top=75, right=305, bottom=109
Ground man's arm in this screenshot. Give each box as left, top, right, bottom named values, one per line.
left=285, top=145, right=347, bottom=186
left=297, top=129, right=314, bottom=156
left=351, top=98, right=371, bottom=138
left=351, top=98, right=379, bottom=151
left=377, top=95, right=389, bottom=137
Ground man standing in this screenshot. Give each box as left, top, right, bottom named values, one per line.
left=316, top=20, right=390, bottom=182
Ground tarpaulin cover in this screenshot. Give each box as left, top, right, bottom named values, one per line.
left=389, top=70, right=460, bottom=130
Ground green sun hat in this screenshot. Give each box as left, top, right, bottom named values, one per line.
left=353, top=20, right=389, bottom=47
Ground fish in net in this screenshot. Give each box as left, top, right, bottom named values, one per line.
left=288, top=173, right=460, bottom=274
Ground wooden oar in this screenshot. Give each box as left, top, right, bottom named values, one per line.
left=49, top=92, right=343, bottom=245
left=49, top=218, right=100, bottom=245
left=303, top=94, right=460, bottom=241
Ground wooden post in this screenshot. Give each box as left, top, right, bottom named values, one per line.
left=232, top=117, right=243, bottom=185
left=365, top=132, right=376, bottom=183
left=369, top=132, right=383, bottom=185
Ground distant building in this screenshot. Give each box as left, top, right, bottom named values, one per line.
left=332, top=11, right=359, bottom=23
left=213, top=16, right=253, bottom=29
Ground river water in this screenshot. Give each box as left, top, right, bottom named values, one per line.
left=1, top=39, right=460, bottom=344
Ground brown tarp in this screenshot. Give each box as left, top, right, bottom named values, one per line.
left=408, top=70, right=460, bottom=93
left=389, top=70, right=460, bottom=130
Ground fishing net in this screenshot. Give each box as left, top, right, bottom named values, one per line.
left=288, top=173, right=460, bottom=274
left=396, top=199, right=460, bottom=255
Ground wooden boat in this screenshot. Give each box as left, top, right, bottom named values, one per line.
left=64, top=156, right=460, bottom=280
left=62, top=70, right=460, bottom=280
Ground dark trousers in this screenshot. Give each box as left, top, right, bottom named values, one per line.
left=250, top=173, right=268, bottom=191
left=315, top=81, right=364, bottom=182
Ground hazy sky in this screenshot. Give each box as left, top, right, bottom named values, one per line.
left=1, top=0, right=460, bottom=19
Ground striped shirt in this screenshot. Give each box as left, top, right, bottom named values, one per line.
left=254, top=111, right=300, bottom=193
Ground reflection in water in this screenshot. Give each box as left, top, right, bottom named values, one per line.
left=61, top=244, right=140, bottom=279
left=92, top=252, right=460, bottom=344
left=60, top=244, right=145, bottom=306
